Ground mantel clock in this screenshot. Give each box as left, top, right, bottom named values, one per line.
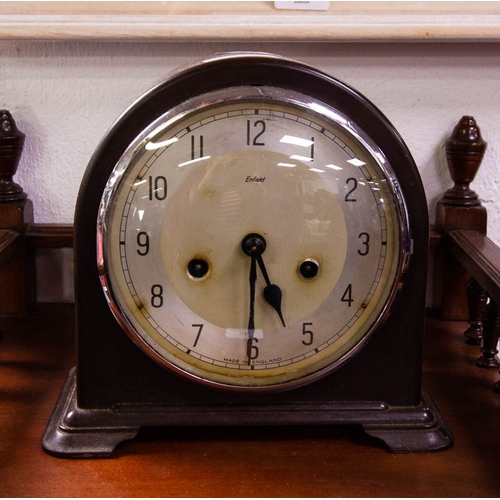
left=43, top=52, right=453, bottom=457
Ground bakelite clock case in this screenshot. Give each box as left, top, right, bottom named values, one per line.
left=43, top=53, right=453, bottom=457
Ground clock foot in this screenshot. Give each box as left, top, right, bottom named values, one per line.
left=362, top=389, right=454, bottom=453
left=42, top=368, right=140, bottom=458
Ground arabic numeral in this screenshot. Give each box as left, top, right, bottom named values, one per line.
left=136, top=231, right=149, bottom=256
left=151, top=284, right=164, bottom=308
left=345, top=178, right=358, bottom=202
left=247, top=337, right=259, bottom=360
left=309, top=137, right=315, bottom=160
left=341, top=284, right=353, bottom=307
left=191, top=135, right=204, bottom=160
left=246, top=119, right=266, bottom=146
left=302, top=323, right=314, bottom=346
left=148, top=176, right=167, bottom=201
left=358, top=232, right=370, bottom=256
left=192, top=324, right=204, bottom=347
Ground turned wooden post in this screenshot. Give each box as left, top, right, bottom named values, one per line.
left=0, top=110, right=34, bottom=315
left=464, top=277, right=488, bottom=345
left=477, top=300, right=500, bottom=369
left=436, top=116, right=487, bottom=320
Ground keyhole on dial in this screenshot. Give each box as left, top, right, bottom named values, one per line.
left=187, top=258, right=210, bottom=280
left=299, top=259, right=320, bottom=280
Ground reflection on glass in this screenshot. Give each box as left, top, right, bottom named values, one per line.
left=146, top=137, right=178, bottom=150
left=280, top=135, right=315, bottom=148
left=290, top=154, right=313, bottom=162
left=347, top=158, right=366, bottom=167
left=178, top=156, right=211, bottom=168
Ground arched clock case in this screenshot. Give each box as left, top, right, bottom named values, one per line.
left=42, top=53, right=453, bottom=457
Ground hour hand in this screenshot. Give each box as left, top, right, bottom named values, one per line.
left=256, top=255, right=286, bottom=327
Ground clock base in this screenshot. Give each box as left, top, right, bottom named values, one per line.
left=42, top=368, right=453, bottom=457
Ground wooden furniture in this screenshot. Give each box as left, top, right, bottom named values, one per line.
left=0, top=110, right=34, bottom=316
left=433, top=116, right=500, bottom=393
left=435, top=116, right=488, bottom=321
left=0, top=111, right=73, bottom=317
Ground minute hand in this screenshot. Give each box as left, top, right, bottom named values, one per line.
left=246, top=255, right=257, bottom=365
left=255, top=254, right=286, bottom=327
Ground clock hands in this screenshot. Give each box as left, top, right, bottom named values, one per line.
left=256, top=255, right=286, bottom=328
left=241, top=233, right=286, bottom=335
left=246, top=254, right=257, bottom=365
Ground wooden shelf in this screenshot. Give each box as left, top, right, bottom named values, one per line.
left=1, top=1, right=500, bottom=41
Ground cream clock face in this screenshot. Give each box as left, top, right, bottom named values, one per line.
left=97, top=85, right=409, bottom=391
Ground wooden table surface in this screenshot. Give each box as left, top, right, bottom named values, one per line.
left=1, top=304, right=500, bottom=497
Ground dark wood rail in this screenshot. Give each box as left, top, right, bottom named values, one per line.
left=6, top=225, right=447, bottom=252
left=447, top=229, right=500, bottom=305
left=0, top=229, right=20, bottom=266
left=25, top=223, right=74, bottom=248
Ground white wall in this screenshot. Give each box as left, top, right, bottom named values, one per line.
left=1, top=41, right=499, bottom=301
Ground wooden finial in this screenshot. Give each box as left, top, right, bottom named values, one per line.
left=0, top=110, right=26, bottom=203
left=441, top=116, right=486, bottom=207
left=436, top=116, right=488, bottom=233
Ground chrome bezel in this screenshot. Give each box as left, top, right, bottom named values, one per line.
left=97, top=83, right=411, bottom=393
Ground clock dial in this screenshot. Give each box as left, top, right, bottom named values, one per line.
left=98, top=86, right=408, bottom=390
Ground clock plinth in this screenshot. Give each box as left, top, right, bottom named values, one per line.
left=43, top=368, right=452, bottom=457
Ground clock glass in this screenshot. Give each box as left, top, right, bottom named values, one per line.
left=97, top=85, right=409, bottom=391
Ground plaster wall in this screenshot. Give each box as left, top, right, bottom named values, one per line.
left=1, top=41, right=499, bottom=301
